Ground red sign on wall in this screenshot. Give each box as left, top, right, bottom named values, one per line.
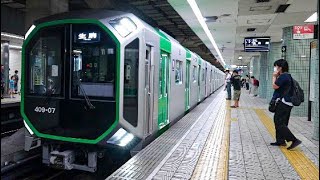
left=293, top=25, right=314, bottom=39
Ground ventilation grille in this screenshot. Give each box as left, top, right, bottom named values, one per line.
left=275, top=4, right=290, bottom=13
left=256, top=0, right=270, bottom=3
left=247, top=28, right=256, bottom=32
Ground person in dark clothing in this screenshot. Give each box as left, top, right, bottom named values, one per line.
left=271, top=59, right=301, bottom=150
left=230, top=70, right=241, bottom=108
left=245, top=75, right=250, bottom=90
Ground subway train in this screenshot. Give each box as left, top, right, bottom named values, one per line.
left=21, top=10, right=225, bottom=172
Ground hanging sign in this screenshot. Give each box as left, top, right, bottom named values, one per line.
left=293, top=25, right=314, bottom=39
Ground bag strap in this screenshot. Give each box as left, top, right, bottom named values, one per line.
left=280, top=73, right=292, bottom=99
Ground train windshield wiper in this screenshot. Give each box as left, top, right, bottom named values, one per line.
left=76, top=75, right=95, bottom=110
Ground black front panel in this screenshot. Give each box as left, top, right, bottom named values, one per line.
left=24, top=97, right=115, bottom=139
left=24, top=23, right=117, bottom=140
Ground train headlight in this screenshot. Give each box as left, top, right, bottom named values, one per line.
left=25, top=25, right=36, bottom=39
left=24, top=120, right=34, bottom=135
left=109, top=17, right=137, bottom=37
left=107, top=128, right=134, bottom=147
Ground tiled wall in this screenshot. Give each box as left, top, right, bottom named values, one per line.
left=9, top=49, right=22, bottom=92
left=252, top=56, right=260, bottom=80
left=311, top=41, right=319, bottom=140
left=258, top=52, right=268, bottom=98
left=266, top=42, right=282, bottom=101
left=283, top=26, right=313, bottom=117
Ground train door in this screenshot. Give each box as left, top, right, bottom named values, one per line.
left=210, top=69, right=213, bottom=93
left=158, top=51, right=170, bottom=129
left=205, top=68, right=207, bottom=96
left=185, top=60, right=190, bottom=110
left=144, top=45, right=154, bottom=136
left=197, top=65, right=201, bottom=102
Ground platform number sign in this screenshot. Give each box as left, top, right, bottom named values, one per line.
left=281, top=46, right=286, bottom=53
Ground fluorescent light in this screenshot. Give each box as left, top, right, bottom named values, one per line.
left=187, top=0, right=225, bottom=66
left=9, top=45, right=22, bottom=49
left=304, top=12, right=317, bottom=23
left=231, top=65, right=237, bottom=68
left=1, top=32, right=24, bottom=40
left=238, top=56, right=243, bottom=60
left=24, top=120, right=34, bottom=135
left=25, top=25, right=36, bottom=39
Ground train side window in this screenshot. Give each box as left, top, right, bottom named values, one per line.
left=192, top=65, right=197, bottom=83
left=123, top=38, right=139, bottom=127
left=175, top=60, right=183, bottom=84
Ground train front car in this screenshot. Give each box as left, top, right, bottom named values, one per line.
left=22, top=11, right=143, bottom=172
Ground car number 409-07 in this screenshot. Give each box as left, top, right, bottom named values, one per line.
left=34, top=106, right=56, bottom=114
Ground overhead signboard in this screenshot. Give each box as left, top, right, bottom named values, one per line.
left=293, top=25, right=314, bottom=39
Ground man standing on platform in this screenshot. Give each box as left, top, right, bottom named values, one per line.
left=224, top=69, right=232, bottom=100
left=270, top=59, right=301, bottom=150
left=230, top=70, right=241, bottom=108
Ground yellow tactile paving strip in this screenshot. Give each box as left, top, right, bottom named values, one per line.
left=216, top=100, right=231, bottom=179
left=254, top=109, right=319, bottom=180
left=191, top=100, right=231, bottom=180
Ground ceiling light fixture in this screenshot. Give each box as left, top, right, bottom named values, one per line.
left=1, top=32, right=24, bottom=40
left=304, top=12, right=317, bottom=23
left=238, top=56, right=243, bottom=60
left=187, top=0, right=226, bottom=66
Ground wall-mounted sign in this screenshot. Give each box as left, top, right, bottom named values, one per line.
left=281, top=46, right=286, bottom=52
left=75, top=32, right=100, bottom=43
left=293, top=25, right=314, bottom=39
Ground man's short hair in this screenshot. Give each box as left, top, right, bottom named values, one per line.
left=274, top=59, right=289, bottom=72
left=233, top=70, right=238, bottom=74
left=15, top=70, right=18, bottom=73
left=251, top=76, right=255, bottom=79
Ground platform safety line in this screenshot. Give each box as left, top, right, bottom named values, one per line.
left=145, top=93, right=223, bottom=180
left=191, top=100, right=226, bottom=179
left=254, top=109, right=319, bottom=180
left=216, top=100, right=231, bottom=179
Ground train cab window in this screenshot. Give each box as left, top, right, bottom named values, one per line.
left=26, top=26, right=64, bottom=96
left=192, top=65, right=197, bottom=83
left=202, top=68, right=205, bottom=81
left=175, top=60, right=183, bottom=84
left=71, top=24, right=116, bottom=99
left=123, top=38, right=139, bottom=127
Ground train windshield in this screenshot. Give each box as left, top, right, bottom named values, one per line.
left=71, top=24, right=116, bottom=100
left=27, top=26, right=64, bottom=96
left=26, top=24, right=117, bottom=100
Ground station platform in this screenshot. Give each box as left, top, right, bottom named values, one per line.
left=107, top=89, right=319, bottom=180
left=1, top=94, right=21, bottom=108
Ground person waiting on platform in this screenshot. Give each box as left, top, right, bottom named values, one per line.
left=9, top=76, right=15, bottom=98
left=245, top=75, right=250, bottom=90
left=224, top=69, right=232, bottom=100
left=270, top=59, right=301, bottom=150
left=251, top=76, right=259, bottom=96
left=230, top=70, right=241, bottom=108
left=13, top=70, right=19, bottom=94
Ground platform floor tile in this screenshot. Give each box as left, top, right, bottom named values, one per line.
left=107, top=89, right=225, bottom=180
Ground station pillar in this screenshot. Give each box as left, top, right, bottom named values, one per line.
left=311, top=41, right=319, bottom=140
left=282, top=26, right=314, bottom=117
left=258, top=52, right=268, bottom=98
left=25, top=0, right=68, bottom=32
left=1, top=42, right=10, bottom=96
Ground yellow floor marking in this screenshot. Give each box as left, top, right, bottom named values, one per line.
left=191, top=101, right=231, bottom=180
left=254, top=109, right=319, bottom=180
left=216, top=100, right=231, bottom=179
